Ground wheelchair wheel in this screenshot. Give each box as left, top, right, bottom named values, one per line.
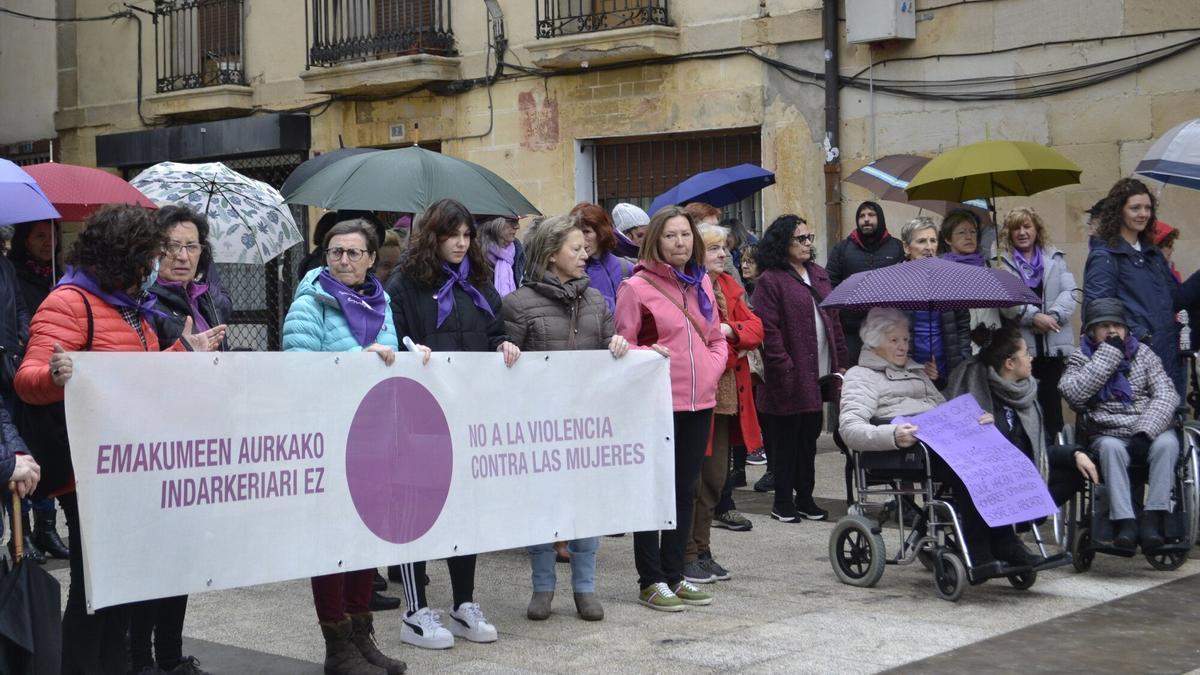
left=933, top=550, right=966, bottom=602
left=1007, top=570, right=1037, bottom=590
left=829, top=515, right=886, bottom=588
left=1071, top=527, right=1094, bottom=573
left=1144, top=549, right=1188, bottom=571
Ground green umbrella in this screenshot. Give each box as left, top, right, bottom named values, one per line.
left=284, top=146, right=540, bottom=218
left=904, top=140, right=1082, bottom=203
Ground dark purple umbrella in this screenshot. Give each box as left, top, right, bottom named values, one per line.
left=820, top=257, right=1039, bottom=312
left=648, top=164, right=775, bottom=215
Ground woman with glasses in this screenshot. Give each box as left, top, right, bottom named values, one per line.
left=752, top=215, right=847, bottom=523
left=283, top=218, right=413, bottom=675
left=147, top=206, right=230, bottom=354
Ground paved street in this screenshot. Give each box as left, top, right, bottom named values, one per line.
left=48, top=436, right=1200, bottom=673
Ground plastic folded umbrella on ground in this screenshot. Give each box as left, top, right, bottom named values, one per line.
left=0, top=160, right=61, bottom=226
left=1135, top=117, right=1200, bottom=191
left=845, top=154, right=992, bottom=223
left=23, top=162, right=157, bottom=221
left=280, top=147, right=380, bottom=199
left=0, top=491, right=61, bottom=674
left=820, top=257, right=1040, bottom=312
left=648, top=164, right=775, bottom=215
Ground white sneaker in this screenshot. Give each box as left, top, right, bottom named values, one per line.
left=448, top=602, right=498, bottom=643
left=400, top=607, right=454, bottom=650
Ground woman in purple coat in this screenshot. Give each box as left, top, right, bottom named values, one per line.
left=751, top=215, right=847, bottom=523
left=570, top=203, right=633, bottom=312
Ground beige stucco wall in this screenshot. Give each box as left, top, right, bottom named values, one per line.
left=0, top=0, right=58, bottom=144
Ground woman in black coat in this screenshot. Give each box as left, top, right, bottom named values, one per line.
left=148, top=206, right=231, bottom=351
left=385, top=198, right=520, bottom=651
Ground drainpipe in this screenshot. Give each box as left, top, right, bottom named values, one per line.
left=822, top=0, right=842, bottom=244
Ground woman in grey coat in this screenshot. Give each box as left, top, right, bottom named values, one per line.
left=501, top=214, right=629, bottom=623
left=997, top=207, right=1077, bottom=440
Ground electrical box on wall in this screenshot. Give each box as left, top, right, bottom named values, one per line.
left=846, top=0, right=917, bottom=44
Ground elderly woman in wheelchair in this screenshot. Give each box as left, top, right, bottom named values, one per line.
left=1059, top=298, right=1180, bottom=552
left=835, top=308, right=1045, bottom=597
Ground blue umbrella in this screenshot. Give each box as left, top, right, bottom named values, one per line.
left=648, top=164, right=775, bottom=215
left=0, top=159, right=61, bottom=226
left=1136, top=118, right=1200, bottom=190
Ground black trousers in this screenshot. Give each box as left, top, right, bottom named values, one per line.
left=60, top=492, right=130, bottom=675
left=1033, top=356, right=1066, bottom=442
left=634, top=409, right=712, bottom=589
left=398, top=555, right=476, bottom=611
left=715, top=444, right=744, bottom=513
left=761, top=411, right=823, bottom=513
left=128, top=595, right=188, bottom=670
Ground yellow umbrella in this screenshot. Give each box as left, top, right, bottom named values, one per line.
left=905, top=140, right=1081, bottom=203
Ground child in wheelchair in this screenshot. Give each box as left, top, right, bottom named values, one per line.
left=1058, top=298, right=1180, bottom=551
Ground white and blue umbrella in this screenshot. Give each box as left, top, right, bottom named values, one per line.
left=1136, top=118, right=1200, bottom=191
left=131, top=161, right=303, bottom=264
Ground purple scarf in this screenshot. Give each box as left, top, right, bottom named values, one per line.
left=674, top=263, right=714, bottom=321
left=487, top=242, right=517, bottom=297
left=155, top=279, right=211, bottom=332
left=436, top=257, right=495, bottom=328
left=57, top=266, right=163, bottom=320
left=1080, top=333, right=1138, bottom=407
left=317, top=270, right=387, bottom=347
left=585, top=253, right=629, bottom=313
left=943, top=251, right=986, bottom=267
left=1011, top=247, right=1044, bottom=289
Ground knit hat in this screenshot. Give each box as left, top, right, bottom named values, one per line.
left=1083, top=297, right=1128, bottom=332
left=1152, top=220, right=1178, bottom=247
left=611, top=203, right=650, bottom=233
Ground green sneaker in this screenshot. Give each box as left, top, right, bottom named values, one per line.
left=670, top=580, right=713, bottom=606
left=638, top=582, right=685, bottom=612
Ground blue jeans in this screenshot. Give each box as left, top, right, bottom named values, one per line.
left=527, top=538, right=599, bottom=593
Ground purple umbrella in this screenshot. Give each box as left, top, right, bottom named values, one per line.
left=0, top=159, right=61, bottom=226
left=820, top=257, right=1039, bottom=312
left=648, top=164, right=775, bottom=215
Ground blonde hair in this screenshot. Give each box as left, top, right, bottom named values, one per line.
left=698, top=224, right=730, bottom=249
left=1000, top=207, right=1049, bottom=251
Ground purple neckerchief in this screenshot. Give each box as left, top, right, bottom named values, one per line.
left=487, top=242, right=517, bottom=297
left=586, top=253, right=629, bottom=313
left=156, top=279, right=211, bottom=332
left=943, top=251, right=986, bottom=267
left=317, top=269, right=387, bottom=347
left=436, top=257, right=494, bottom=328
left=1011, top=246, right=1044, bottom=289
left=673, top=262, right=714, bottom=321
left=57, top=266, right=164, bottom=320
left=1080, top=333, right=1137, bottom=406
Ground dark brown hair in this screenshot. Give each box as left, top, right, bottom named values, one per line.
left=322, top=218, right=380, bottom=254
left=69, top=204, right=162, bottom=293
left=156, top=204, right=214, bottom=275
left=569, top=202, right=617, bottom=257
left=399, top=199, right=491, bottom=287
left=1095, top=177, right=1157, bottom=248
left=639, top=206, right=705, bottom=268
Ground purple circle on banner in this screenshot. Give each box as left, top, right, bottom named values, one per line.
left=346, top=377, right=453, bottom=544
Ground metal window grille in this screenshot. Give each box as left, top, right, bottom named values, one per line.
left=153, top=0, right=246, bottom=93
left=306, top=0, right=455, bottom=68
left=591, top=128, right=764, bottom=233
left=536, top=0, right=669, bottom=39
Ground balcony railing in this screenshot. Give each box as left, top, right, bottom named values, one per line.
left=306, top=0, right=455, bottom=68
left=536, top=0, right=669, bottom=39
left=153, top=0, right=246, bottom=93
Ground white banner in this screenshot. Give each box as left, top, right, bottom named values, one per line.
left=65, top=350, right=674, bottom=610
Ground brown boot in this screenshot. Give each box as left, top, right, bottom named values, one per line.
left=350, top=613, right=406, bottom=675
left=320, top=618, right=385, bottom=675
left=554, top=541, right=570, bottom=563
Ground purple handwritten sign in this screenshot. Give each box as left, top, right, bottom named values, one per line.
left=901, top=394, right=1056, bottom=527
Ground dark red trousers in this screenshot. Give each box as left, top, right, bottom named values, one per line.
left=311, top=569, right=374, bottom=623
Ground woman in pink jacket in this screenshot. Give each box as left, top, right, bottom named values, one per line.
left=614, top=205, right=728, bottom=612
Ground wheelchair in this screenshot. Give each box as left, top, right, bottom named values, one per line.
left=1055, top=410, right=1199, bottom=572
left=829, top=434, right=1069, bottom=602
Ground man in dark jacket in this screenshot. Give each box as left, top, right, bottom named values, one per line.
left=826, top=201, right=904, bottom=366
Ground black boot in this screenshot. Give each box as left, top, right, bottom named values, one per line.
left=369, top=591, right=401, bottom=611
left=349, top=613, right=406, bottom=675
left=1113, top=518, right=1138, bottom=549
left=320, top=619, right=385, bottom=675
left=31, top=509, right=70, bottom=559
left=372, top=570, right=387, bottom=592
left=1139, top=511, right=1165, bottom=551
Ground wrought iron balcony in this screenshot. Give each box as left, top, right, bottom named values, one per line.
left=536, top=0, right=670, bottom=39
left=306, top=0, right=455, bottom=68
left=153, top=0, right=246, bottom=93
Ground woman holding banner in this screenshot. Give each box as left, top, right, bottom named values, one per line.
left=613, top=205, right=727, bottom=612
left=284, top=218, right=417, bottom=675
left=387, top=198, right=520, bottom=649
left=14, top=204, right=226, bottom=675
left=502, top=214, right=629, bottom=622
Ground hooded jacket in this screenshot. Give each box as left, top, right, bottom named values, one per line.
left=386, top=267, right=508, bottom=353
left=839, top=349, right=945, bottom=452
left=502, top=274, right=613, bottom=351
left=827, top=228, right=905, bottom=345
left=283, top=267, right=399, bottom=353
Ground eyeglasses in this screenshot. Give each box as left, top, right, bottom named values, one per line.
left=164, top=242, right=204, bottom=257
left=792, top=234, right=815, bottom=244
left=326, top=247, right=369, bottom=262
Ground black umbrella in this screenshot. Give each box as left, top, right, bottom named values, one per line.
left=0, top=491, right=61, bottom=674
left=280, top=147, right=380, bottom=199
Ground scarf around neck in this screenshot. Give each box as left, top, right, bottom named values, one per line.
left=156, top=278, right=212, bottom=332
left=1011, top=246, right=1044, bottom=289
left=436, top=257, right=495, bottom=328
left=487, top=242, right=517, bottom=297
left=943, top=251, right=986, bottom=267
left=58, top=265, right=163, bottom=320
left=1080, top=333, right=1138, bottom=406
left=673, top=263, right=714, bottom=321
left=317, top=269, right=388, bottom=348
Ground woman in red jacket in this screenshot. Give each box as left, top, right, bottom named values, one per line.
left=683, top=224, right=764, bottom=585
left=751, top=215, right=847, bottom=523
left=15, top=204, right=225, bottom=675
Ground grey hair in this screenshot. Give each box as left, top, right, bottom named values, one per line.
left=477, top=217, right=514, bottom=249
left=697, top=223, right=730, bottom=247
left=860, top=307, right=910, bottom=350
left=900, top=216, right=938, bottom=245
left=522, top=214, right=580, bottom=282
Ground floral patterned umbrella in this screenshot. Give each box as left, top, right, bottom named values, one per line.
left=130, top=161, right=303, bottom=264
